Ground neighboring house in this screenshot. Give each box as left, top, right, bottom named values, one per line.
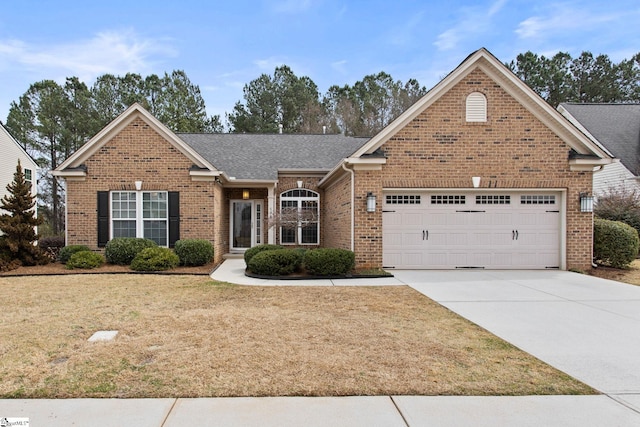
left=0, top=122, right=38, bottom=215
left=559, top=103, right=640, bottom=196
left=53, top=49, right=612, bottom=271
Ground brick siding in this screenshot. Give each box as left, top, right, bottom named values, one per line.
left=351, top=67, right=595, bottom=270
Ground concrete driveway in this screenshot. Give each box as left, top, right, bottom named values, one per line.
left=394, top=270, right=640, bottom=407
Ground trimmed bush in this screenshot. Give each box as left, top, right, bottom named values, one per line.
left=247, top=249, right=302, bottom=276
left=594, top=217, right=639, bottom=268
left=105, top=237, right=157, bottom=265
left=39, top=236, right=65, bottom=261
left=66, top=251, right=104, bottom=269
left=243, top=244, right=284, bottom=265
left=174, top=239, right=214, bottom=266
left=130, top=247, right=180, bottom=271
left=59, top=245, right=91, bottom=264
left=303, top=248, right=355, bottom=276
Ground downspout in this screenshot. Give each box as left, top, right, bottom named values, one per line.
left=341, top=162, right=355, bottom=251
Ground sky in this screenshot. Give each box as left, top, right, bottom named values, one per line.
left=1, top=0, right=639, bottom=127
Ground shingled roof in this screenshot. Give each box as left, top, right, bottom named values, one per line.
left=177, top=133, right=370, bottom=180
left=560, top=103, right=640, bottom=175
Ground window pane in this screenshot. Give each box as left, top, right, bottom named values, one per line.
left=144, top=220, right=167, bottom=246
left=113, top=220, right=136, bottom=238
left=143, top=192, right=167, bottom=219
left=281, top=227, right=296, bottom=244
left=301, top=223, right=318, bottom=244
left=112, top=192, right=136, bottom=219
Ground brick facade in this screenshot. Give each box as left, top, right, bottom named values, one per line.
left=348, top=67, right=595, bottom=270
left=65, top=117, right=224, bottom=265
left=323, top=173, right=352, bottom=251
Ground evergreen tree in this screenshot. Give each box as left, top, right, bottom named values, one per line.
left=0, top=161, right=47, bottom=266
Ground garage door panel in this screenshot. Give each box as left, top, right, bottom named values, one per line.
left=383, top=191, right=561, bottom=269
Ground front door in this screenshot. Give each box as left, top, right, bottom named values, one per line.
left=230, top=200, right=262, bottom=251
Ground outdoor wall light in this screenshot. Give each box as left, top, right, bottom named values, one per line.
left=580, top=192, right=594, bottom=213
left=135, top=180, right=142, bottom=191
left=242, top=189, right=250, bottom=200
left=472, top=176, right=481, bottom=188
left=366, top=192, right=376, bottom=213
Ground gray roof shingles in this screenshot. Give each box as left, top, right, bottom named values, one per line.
left=177, top=133, right=370, bottom=180
left=561, top=103, right=640, bottom=175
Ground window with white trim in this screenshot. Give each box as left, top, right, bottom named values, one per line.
left=24, top=168, right=32, bottom=184
left=111, top=191, right=168, bottom=246
left=466, top=92, right=487, bottom=122
left=279, top=189, right=319, bottom=245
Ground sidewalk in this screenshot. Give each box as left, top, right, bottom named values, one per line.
left=2, top=395, right=639, bottom=426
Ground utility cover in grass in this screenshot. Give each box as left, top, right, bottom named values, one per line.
left=88, top=330, right=118, bottom=342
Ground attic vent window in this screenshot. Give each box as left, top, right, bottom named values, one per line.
left=466, top=92, right=487, bottom=122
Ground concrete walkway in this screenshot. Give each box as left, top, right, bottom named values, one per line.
left=3, top=262, right=640, bottom=426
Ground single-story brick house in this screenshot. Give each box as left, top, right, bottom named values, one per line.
left=53, top=48, right=612, bottom=270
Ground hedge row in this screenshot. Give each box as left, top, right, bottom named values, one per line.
left=55, top=238, right=214, bottom=271
left=246, top=244, right=355, bottom=276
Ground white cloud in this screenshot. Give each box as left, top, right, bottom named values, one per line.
left=515, top=5, right=623, bottom=40
left=331, top=60, right=348, bottom=74
left=0, top=29, right=176, bottom=82
left=433, top=0, right=508, bottom=51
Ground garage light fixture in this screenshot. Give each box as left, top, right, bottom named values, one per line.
left=580, top=193, right=594, bottom=213
left=135, top=180, right=142, bottom=191
left=366, top=192, right=376, bottom=213
left=472, top=176, right=481, bottom=188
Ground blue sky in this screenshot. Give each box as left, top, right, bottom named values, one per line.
left=1, top=0, right=639, bottom=125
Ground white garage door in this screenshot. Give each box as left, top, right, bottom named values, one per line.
left=382, top=192, right=561, bottom=269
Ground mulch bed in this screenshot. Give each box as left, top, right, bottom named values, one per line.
left=0, top=261, right=217, bottom=276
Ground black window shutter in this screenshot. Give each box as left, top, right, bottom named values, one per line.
left=168, top=191, right=180, bottom=247
left=97, top=191, right=109, bottom=247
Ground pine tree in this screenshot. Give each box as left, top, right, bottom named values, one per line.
left=0, top=161, right=48, bottom=266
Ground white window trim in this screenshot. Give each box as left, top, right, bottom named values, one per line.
left=110, top=191, right=169, bottom=246
left=279, top=189, right=320, bottom=245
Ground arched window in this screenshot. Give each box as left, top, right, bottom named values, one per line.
left=280, top=189, right=319, bottom=245
left=466, top=92, right=487, bottom=122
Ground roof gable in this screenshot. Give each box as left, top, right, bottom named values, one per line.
left=0, top=122, right=38, bottom=169
left=54, top=103, right=218, bottom=175
left=351, top=48, right=612, bottom=164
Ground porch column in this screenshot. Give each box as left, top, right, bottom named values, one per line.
left=268, top=184, right=276, bottom=244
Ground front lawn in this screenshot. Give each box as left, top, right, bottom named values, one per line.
left=0, top=274, right=593, bottom=398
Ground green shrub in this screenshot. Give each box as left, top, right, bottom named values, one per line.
left=66, top=251, right=104, bottom=269
left=130, top=247, right=179, bottom=271
left=594, top=217, right=639, bottom=268
left=174, top=239, right=214, bottom=266
left=105, top=237, right=157, bottom=265
left=247, top=249, right=302, bottom=276
left=59, top=245, right=91, bottom=264
left=303, top=248, right=355, bottom=276
left=243, top=244, right=284, bottom=265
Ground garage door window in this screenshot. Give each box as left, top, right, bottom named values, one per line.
left=386, top=195, right=421, bottom=205
left=476, top=195, right=510, bottom=204
left=521, top=195, right=556, bottom=204
left=431, top=195, right=465, bottom=204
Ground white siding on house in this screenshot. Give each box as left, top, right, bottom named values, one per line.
left=593, top=161, right=640, bottom=197
left=0, top=124, right=38, bottom=205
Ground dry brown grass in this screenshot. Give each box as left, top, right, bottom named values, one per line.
left=0, top=274, right=593, bottom=398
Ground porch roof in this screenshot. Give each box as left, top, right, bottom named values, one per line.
left=177, top=133, right=370, bottom=180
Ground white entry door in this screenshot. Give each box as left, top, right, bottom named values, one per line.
left=230, top=200, right=263, bottom=251
left=382, top=192, right=561, bottom=269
